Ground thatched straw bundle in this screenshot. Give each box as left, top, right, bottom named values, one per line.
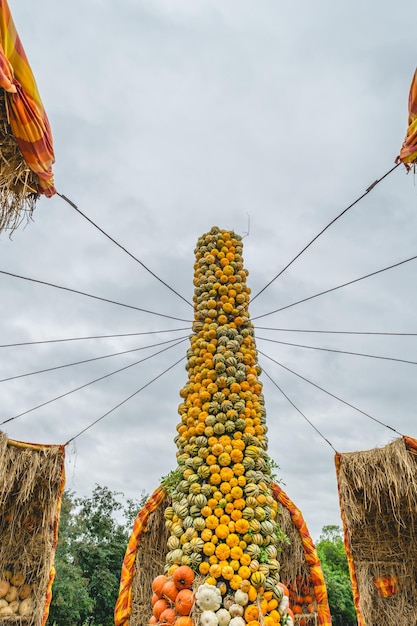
left=129, top=494, right=170, bottom=626
left=0, top=432, right=65, bottom=625
left=273, top=483, right=329, bottom=626
left=336, top=436, right=417, bottom=626
left=0, top=93, right=39, bottom=234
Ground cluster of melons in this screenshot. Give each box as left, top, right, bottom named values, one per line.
left=193, top=580, right=294, bottom=626
left=0, top=570, right=33, bottom=616
left=283, top=578, right=316, bottom=624
left=150, top=566, right=195, bottom=626
left=154, top=227, right=290, bottom=626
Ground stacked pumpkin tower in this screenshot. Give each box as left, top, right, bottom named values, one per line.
left=150, top=227, right=294, bottom=626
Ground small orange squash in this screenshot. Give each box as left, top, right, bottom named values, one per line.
left=152, top=574, right=168, bottom=598
left=162, top=580, right=179, bottom=603
left=175, top=589, right=194, bottom=615
left=159, top=608, right=177, bottom=624
left=175, top=617, right=194, bottom=626
left=153, top=598, right=169, bottom=620
left=173, top=565, right=195, bottom=590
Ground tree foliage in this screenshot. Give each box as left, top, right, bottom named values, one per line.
left=316, top=525, right=357, bottom=626
left=48, top=485, right=146, bottom=626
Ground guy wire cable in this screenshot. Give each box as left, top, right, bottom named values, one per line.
left=252, top=251, right=417, bottom=321
left=0, top=269, right=193, bottom=323
left=262, top=368, right=337, bottom=452
left=255, top=326, right=417, bottom=337
left=57, top=193, right=192, bottom=307
left=65, top=355, right=185, bottom=445
left=0, top=337, right=187, bottom=426
left=257, top=336, right=417, bottom=366
left=258, top=349, right=403, bottom=436
left=251, top=162, right=401, bottom=303
left=0, top=335, right=188, bottom=384
left=0, top=327, right=190, bottom=348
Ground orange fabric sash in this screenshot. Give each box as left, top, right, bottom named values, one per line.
left=0, top=0, right=55, bottom=195
left=396, top=68, right=417, bottom=167
left=271, top=482, right=332, bottom=626
left=114, top=486, right=167, bottom=626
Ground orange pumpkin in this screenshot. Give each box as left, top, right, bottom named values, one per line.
left=175, top=617, right=194, bottom=626
left=244, top=604, right=259, bottom=622
left=175, top=589, right=195, bottom=615
left=152, top=574, right=168, bottom=597
left=162, top=580, right=179, bottom=603
left=149, top=617, right=158, bottom=625
left=153, top=598, right=169, bottom=620
left=159, top=608, right=177, bottom=624
left=173, top=565, right=195, bottom=590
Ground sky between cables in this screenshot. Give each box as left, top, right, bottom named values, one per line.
left=1, top=161, right=416, bottom=448
left=2, top=0, right=416, bottom=542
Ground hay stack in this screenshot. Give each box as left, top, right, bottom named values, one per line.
left=0, top=432, right=65, bottom=624
left=273, top=483, right=330, bottom=626
left=336, top=436, right=417, bottom=626
left=0, top=93, right=39, bottom=234
left=129, top=494, right=170, bottom=626
left=278, top=507, right=317, bottom=625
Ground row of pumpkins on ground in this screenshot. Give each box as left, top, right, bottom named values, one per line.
left=149, top=565, right=295, bottom=626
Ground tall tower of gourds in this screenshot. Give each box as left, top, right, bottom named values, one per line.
left=150, top=227, right=293, bottom=626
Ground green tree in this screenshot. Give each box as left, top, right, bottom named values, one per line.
left=48, top=491, right=93, bottom=625
left=316, top=525, right=357, bottom=626
left=49, top=485, right=146, bottom=626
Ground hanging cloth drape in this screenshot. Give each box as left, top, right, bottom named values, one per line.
left=0, top=0, right=55, bottom=196
left=396, top=68, right=417, bottom=168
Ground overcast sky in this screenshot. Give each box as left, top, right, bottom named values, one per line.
left=0, top=0, right=416, bottom=541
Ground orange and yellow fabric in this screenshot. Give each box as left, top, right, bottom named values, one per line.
left=271, top=482, right=332, bottom=626
left=374, top=575, right=398, bottom=598
left=396, top=68, right=417, bottom=168
left=334, top=452, right=365, bottom=626
left=0, top=0, right=55, bottom=195
left=114, top=487, right=167, bottom=626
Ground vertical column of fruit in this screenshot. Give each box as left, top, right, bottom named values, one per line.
left=151, top=227, right=293, bottom=626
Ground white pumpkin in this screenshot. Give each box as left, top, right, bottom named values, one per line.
left=0, top=606, right=13, bottom=616
left=278, top=594, right=289, bottom=615
left=200, top=610, right=219, bottom=626
left=228, top=604, right=244, bottom=618
left=8, top=600, right=19, bottom=614
left=229, top=618, right=245, bottom=626
left=19, top=597, right=34, bottom=616
left=5, top=585, right=18, bottom=603
left=234, top=589, right=248, bottom=606
left=216, top=608, right=231, bottom=626
left=196, top=583, right=222, bottom=612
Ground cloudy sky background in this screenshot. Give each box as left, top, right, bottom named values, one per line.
left=0, top=0, right=416, bottom=540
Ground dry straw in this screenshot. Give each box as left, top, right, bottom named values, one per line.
left=278, top=506, right=318, bottom=625
left=0, top=431, right=64, bottom=625
left=337, top=437, right=417, bottom=626
left=0, top=94, right=39, bottom=235
left=130, top=495, right=170, bottom=626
